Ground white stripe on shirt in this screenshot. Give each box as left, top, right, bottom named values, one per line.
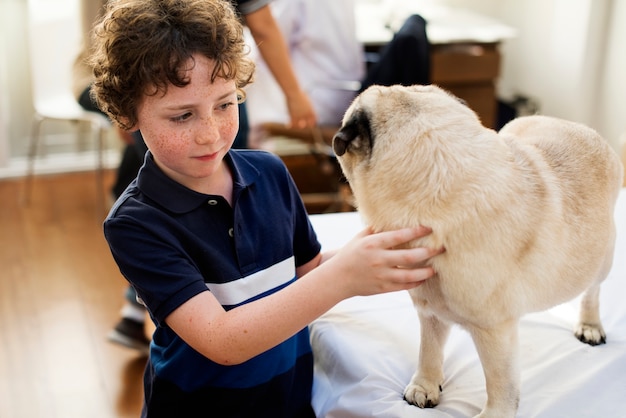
left=206, top=256, right=296, bottom=306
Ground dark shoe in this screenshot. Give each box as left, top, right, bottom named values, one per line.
left=107, top=318, right=150, bottom=355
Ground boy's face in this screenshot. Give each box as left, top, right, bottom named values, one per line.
left=134, top=54, right=239, bottom=192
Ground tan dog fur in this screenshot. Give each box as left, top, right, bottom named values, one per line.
left=332, top=84, right=623, bottom=418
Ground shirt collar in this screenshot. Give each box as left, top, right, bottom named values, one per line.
left=137, top=150, right=261, bottom=214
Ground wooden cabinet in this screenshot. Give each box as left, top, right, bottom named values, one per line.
left=363, top=40, right=502, bottom=128
left=430, top=42, right=501, bottom=128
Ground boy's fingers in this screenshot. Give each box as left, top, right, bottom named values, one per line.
left=374, top=226, right=432, bottom=248
left=392, top=247, right=440, bottom=267
left=390, top=266, right=436, bottom=289
left=389, top=245, right=445, bottom=273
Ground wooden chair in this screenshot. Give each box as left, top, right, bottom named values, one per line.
left=258, top=123, right=354, bottom=214
left=23, top=0, right=111, bottom=218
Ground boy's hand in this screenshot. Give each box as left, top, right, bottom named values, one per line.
left=328, top=226, right=443, bottom=297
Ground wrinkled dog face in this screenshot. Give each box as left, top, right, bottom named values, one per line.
left=332, top=84, right=477, bottom=184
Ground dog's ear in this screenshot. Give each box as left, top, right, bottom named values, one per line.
left=332, top=110, right=372, bottom=157
left=332, top=130, right=351, bottom=157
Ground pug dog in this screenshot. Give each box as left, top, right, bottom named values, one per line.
left=332, top=84, right=623, bottom=418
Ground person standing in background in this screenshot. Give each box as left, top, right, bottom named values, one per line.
left=232, top=0, right=317, bottom=147
left=244, top=0, right=365, bottom=146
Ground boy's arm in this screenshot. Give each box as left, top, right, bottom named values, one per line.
left=295, top=248, right=340, bottom=279
left=165, top=226, right=440, bottom=365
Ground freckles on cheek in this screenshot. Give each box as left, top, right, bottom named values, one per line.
left=152, top=132, right=186, bottom=157
left=224, top=118, right=239, bottom=141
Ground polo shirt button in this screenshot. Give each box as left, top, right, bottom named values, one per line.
left=207, top=199, right=218, bottom=206
left=228, top=227, right=234, bottom=237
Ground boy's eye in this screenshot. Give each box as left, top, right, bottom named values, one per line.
left=219, top=102, right=236, bottom=111
left=171, top=112, right=192, bottom=123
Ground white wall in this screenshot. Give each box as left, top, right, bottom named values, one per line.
left=496, top=0, right=609, bottom=125
left=0, top=15, right=8, bottom=168
left=454, top=0, right=624, bottom=148
left=595, top=0, right=626, bottom=148
left=0, top=0, right=32, bottom=167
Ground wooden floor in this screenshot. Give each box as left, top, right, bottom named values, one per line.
left=0, top=170, right=146, bottom=418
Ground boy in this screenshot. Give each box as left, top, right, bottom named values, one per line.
left=106, top=0, right=319, bottom=355
left=90, top=0, right=440, bottom=416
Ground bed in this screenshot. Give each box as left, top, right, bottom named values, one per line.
left=308, top=190, right=626, bottom=417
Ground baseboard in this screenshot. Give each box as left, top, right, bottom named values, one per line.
left=0, top=149, right=122, bottom=179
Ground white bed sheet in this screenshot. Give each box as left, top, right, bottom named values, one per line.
left=308, top=190, right=626, bottom=418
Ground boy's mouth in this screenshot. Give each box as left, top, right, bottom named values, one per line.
left=194, top=152, right=219, bottom=161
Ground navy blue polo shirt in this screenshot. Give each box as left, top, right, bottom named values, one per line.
left=104, top=149, right=320, bottom=417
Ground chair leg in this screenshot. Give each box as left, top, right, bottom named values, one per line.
left=22, top=115, right=45, bottom=205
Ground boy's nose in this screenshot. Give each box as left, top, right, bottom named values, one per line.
left=195, top=116, right=220, bottom=144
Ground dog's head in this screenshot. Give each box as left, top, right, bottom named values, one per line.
left=333, top=85, right=479, bottom=175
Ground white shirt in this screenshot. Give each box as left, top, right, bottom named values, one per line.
left=244, top=0, right=365, bottom=127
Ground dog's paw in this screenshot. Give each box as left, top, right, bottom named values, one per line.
left=403, top=381, right=442, bottom=408
left=574, top=323, right=606, bottom=346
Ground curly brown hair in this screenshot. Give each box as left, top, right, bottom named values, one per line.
left=88, top=0, right=255, bottom=130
